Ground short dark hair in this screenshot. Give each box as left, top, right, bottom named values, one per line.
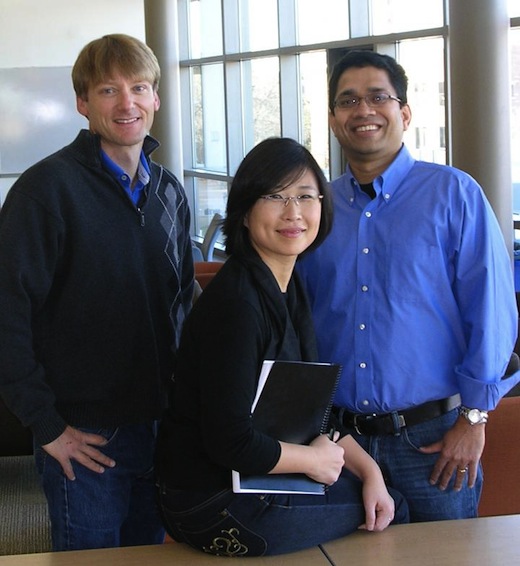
left=72, top=34, right=161, bottom=100
left=329, top=50, right=408, bottom=113
left=223, top=137, right=333, bottom=258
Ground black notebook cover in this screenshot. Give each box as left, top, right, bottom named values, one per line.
left=232, top=360, right=342, bottom=494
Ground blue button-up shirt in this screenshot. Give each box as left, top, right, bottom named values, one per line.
left=101, top=150, right=150, bottom=206
left=297, top=145, right=519, bottom=412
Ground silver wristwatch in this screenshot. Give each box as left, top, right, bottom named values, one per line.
left=459, top=406, right=488, bottom=425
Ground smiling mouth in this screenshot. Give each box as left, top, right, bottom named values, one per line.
left=355, top=124, right=379, bottom=132
left=115, top=118, right=140, bottom=124
left=279, top=228, right=305, bottom=237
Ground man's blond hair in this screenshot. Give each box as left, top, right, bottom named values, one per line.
left=72, top=34, right=161, bottom=99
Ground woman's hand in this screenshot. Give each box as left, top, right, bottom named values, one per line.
left=358, top=472, right=395, bottom=532
left=271, top=433, right=344, bottom=486
left=337, top=434, right=395, bottom=531
left=306, top=433, right=344, bottom=485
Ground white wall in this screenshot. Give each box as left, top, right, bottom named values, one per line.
left=0, top=0, right=145, bottom=204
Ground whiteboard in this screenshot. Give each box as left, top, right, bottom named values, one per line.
left=0, top=67, right=86, bottom=174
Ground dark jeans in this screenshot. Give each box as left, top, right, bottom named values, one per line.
left=349, top=409, right=483, bottom=522
left=35, top=422, right=165, bottom=551
left=158, top=474, right=409, bottom=557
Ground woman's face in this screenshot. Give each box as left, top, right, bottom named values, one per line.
left=244, top=169, right=322, bottom=265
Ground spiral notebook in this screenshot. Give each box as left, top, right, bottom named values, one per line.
left=232, top=360, right=342, bottom=495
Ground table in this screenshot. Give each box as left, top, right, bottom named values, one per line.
left=320, top=514, right=520, bottom=565
left=0, top=542, right=328, bottom=565
left=1, top=515, right=518, bottom=565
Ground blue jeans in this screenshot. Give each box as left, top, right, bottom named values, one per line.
left=158, top=476, right=409, bottom=557
left=348, top=409, right=483, bottom=522
left=35, top=422, right=165, bottom=551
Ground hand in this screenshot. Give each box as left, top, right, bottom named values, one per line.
left=358, top=471, right=396, bottom=532
left=419, top=417, right=485, bottom=491
left=42, top=425, right=116, bottom=481
left=306, top=433, right=344, bottom=485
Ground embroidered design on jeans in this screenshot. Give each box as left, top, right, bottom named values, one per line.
left=204, top=527, right=248, bottom=556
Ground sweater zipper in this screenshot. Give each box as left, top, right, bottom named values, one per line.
left=137, top=207, right=145, bottom=227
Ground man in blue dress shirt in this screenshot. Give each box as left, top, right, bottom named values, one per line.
left=297, top=50, right=519, bottom=522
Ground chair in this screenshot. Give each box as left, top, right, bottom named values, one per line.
left=0, top=397, right=51, bottom=555
left=191, top=244, right=204, bottom=263
left=194, top=261, right=224, bottom=291
left=478, top=395, right=520, bottom=516
left=200, top=213, right=223, bottom=262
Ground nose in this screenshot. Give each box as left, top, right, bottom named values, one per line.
left=282, top=198, right=302, bottom=217
left=283, top=197, right=300, bottom=207
left=117, top=88, right=135, bottom=108
left=355, top=97, right=375, bottom=114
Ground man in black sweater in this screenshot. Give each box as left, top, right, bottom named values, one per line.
left=0, top=34, right=194, bottom=551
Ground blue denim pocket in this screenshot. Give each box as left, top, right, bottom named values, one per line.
left=160, top=489, right=267, bottom=557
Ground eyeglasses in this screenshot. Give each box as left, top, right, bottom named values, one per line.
left=259, top=194, right=324, bottom=207
left=334, top=92, right=402, bottom=110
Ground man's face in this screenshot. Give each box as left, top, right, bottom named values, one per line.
left=76, top=74, right=160, bottom=155
left=329, top=66, right=411, bottom=167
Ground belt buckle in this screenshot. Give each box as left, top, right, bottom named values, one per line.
left=353, top=413, right=376, bottom=435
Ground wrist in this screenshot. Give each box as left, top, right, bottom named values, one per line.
left=459, top=406, right=488, bottom=425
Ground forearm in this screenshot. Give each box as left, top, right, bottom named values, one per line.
left=337, top=434, right=382, bottom=481
left=269, top=441, right=316, bottom=475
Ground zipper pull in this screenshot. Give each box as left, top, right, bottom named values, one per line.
left=137, top=208, right=145, bottom=227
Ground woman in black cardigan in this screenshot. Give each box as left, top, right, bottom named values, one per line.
left=155, top=137, right=408, bottom=556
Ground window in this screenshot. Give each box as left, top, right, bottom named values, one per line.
left=510, top=27, right=520, bottom=213
left=178, top=0, right=450, bottom=241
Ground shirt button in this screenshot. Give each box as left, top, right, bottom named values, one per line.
left=362, top=399, right=369, bottom=406
left=365, top=211, right=372, bottom=218
left=359, top=362, right=367, bottom=369
left=362, top=247, right=369, bottom=254
left=121, top=175, right=128, bottom=181
left=361, top=285, right=368, bottom=292
left=384, top=193, right=391, bottom=200
left=359, top=323, right=366, bottom=330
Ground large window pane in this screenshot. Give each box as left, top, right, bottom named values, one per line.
left=240, top=0, right=278, bottom=52
left=189, top=0, right=223, bottom=58
left=242, top=57, right=281, bottom=153
left=297, top=0, right=350, bottom=45
left=399, top=37, right=446, bottom=164
left=511, top=28, right=520, bottom=213
left=191, top=64, right=227, bottom=173
left=510, top=0, right=520, bottom=17
left=193, top=178, right=228, bottom=238
left=300, top=51, right=329, bottom=178
left=371, top=0, right=443, bottom=35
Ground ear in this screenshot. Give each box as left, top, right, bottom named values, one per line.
left=328, top=110, right=339, bottom=138
left=401, top=104, right=412, bottom=132
left=243, top=213, right=249, bottom=229
left=76, top=96, right=89, bottom=119
left=154, top=92, right=161, bottom=111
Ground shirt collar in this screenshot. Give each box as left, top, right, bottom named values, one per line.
left=346, top=144, right=415, bottom=205
left=101, top=150, right=150, bottom=205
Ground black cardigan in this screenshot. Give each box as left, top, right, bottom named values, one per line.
left=156, top=248, right=318, bottom=491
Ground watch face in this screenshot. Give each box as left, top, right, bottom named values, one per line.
left=468, top=409, right=480, bottom=424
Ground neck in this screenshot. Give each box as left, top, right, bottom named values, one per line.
left=256, top=253, right=297, bottom=293
left=101, top=143, right=142, bottom=184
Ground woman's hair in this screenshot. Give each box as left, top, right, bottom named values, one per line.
left=328, top=50, right=408, bottom=113
left=72, top=34, right=161, bottom=99
left=223, top=137, right=333, bottom=257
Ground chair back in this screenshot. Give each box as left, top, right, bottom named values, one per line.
left=201, top=213, right=223, bottom=261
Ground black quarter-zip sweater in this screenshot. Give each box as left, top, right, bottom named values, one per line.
left=0, top=130, right=194, bottom=446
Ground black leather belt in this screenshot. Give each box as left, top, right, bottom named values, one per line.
left=333, top=394, right=461, bottom=436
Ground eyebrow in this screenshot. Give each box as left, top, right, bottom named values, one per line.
left=337, top=86, right=388, bottom=96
